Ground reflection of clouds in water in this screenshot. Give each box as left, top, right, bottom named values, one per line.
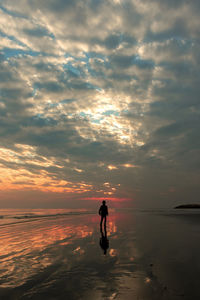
left=107, top=220, right=117, bottom=235
left=73, top=246, right=85, bottom=255
left=0, top=216, right=94, bottom=288
left=3, top=210, right=187, bottom=299
left=0, top=211, right=141, bottom=299
left=0, top=213, right=122, bottom=290
left=109, top=248, right=118, bottom=257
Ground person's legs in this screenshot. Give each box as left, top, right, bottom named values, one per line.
left=104, top=216, right=107, bottom=227
left=100, top=215, right=107, bottom=229
left=100, top=215, right=103, bottom=227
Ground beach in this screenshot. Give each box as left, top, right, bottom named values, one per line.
left=0, top=208, right=200, bottom=300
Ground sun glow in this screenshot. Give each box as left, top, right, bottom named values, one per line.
left=0, top=144, right=95, bottom=193
left=107, top=165, right=118, bottom=170
left=122, top=164, right=138, bottom=168
left=0, top=165, right=93, bottom=193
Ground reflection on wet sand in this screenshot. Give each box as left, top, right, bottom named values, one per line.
left=99, top=223, right=109, bottom=255
left=0, top=212, right=142, bottom=300
left=0, top=216, right=94, bottom=288
left=0, top=210, right=200, bottom=299
left=0, top=214, right=121, bottom=291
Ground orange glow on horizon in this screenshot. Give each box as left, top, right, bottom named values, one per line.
left=0, top=144, right=126, bottom=199
left=83, top=197, right=132, bottom=202
left=0, top=145, right=95, bottom=194
left=0, top=164, right=93, bottom=193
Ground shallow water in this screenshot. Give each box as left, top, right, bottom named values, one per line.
left=0, top=209, right=200, bottom=299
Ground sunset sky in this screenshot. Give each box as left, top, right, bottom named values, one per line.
left=0, top=0, right=200, bottom=208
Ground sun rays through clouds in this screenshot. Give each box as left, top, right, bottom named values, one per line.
left=0, top=0, right=200, bottom=207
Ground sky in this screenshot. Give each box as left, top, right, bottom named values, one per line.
left=0, top=0, right=200, bottom=209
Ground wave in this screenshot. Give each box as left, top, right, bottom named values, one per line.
left=0, top=210, right=96, bottom=227
left=13, top=211, right=95, bottom=219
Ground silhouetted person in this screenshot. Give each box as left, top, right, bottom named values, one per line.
left=99, top=224, right=109, bottom=255
left=99, top=200, right=108, bottom=228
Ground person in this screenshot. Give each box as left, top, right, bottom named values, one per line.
left=99, top=200, right=108, bottom=228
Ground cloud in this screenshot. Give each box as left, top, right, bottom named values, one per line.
left=0, top=0, right=200, bottom=207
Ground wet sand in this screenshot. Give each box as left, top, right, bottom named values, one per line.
left=0, top=209, right=200, bottom=299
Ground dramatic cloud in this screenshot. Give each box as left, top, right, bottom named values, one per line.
left=0, top=0, right=200, bottom=208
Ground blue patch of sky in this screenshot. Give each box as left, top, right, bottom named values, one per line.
left=63, top=54, right=103, bottom=91
left=45, top=99, right=77, bottom=108
left=86, top=82, right=102, bottom=91
left=0, top=29, right=56, bottom=59
left=79, top=110, right=120, bottom=123
left=84, top=51, right=107, bottom=61
left=79, top=112, right=102, bottom=124
left=91, top=119, right=101, bottom=124
left=62, top=62, right=83, bottom=77
left=102, top=110, right=119, bottom=116
left=79, top=112, right=87, bottom=117
left=63, top=52, right=110, bottom=91
left=64, top=52, right=109, bottom=76
left=64, top=53, right=89, bottom=66
left=64, top=51, right=107, bottom=63
left=32, top=114, right=57, bottom=126
left=2, top=48, right=50, bottom=59
left=131, top=55, right=155, bottom=69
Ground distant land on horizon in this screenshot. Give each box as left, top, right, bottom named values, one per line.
left=175, top=204, right=200, bottom=209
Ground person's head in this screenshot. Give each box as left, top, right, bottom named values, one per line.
left=102, top=200, right=106, bottom=205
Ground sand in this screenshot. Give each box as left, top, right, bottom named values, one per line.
left=0, top=209, right=200, bottom=299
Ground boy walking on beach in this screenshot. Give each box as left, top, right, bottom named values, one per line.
left=99, top=200, right=108, bottom=227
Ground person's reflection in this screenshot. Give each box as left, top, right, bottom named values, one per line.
left=99, top=224, right=109, bottom=255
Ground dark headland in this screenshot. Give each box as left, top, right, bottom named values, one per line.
left=175, top=204, right=200, bottom=209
